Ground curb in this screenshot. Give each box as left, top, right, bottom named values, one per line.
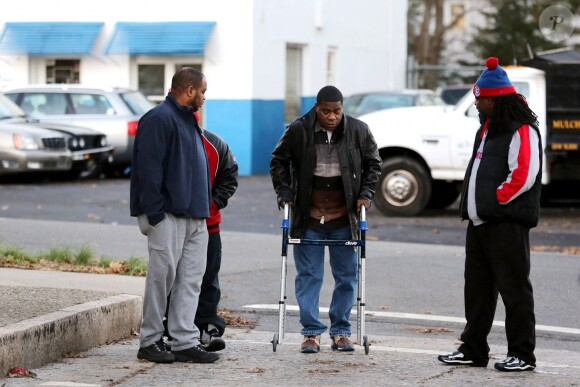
left=0, top=294, right=142, bottom=375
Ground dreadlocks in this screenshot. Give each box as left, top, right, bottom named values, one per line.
left=487, top=93, right=538, bottom=137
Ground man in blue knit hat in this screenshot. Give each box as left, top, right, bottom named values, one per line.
left=438, top=57, right=542, bottom=372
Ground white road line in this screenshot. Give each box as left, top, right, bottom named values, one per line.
left=243, top=304, right=580, bottom=336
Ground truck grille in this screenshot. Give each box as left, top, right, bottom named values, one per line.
left=42, top=137, right=66, bottom=149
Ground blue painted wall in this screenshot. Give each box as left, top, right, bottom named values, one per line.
left=204, top=99, right=285, bottom=175
left=301, top=96, right=316, bottom=115
left=252, top=99, right=285, bottom=175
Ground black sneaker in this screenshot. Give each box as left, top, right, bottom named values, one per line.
left=494, top=356, right=535, bottom=372
left=172, top=344, right=220, bottom=363
left=200, top=324, right=226, bottom=352
left=438, top=350, right=486, bottom=367
left=137, top=339, right=175, bottom=363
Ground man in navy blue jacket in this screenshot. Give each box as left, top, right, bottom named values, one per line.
left=130, top=67, right=218, bottom=364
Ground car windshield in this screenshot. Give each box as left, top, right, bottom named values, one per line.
left=120, top=91, right=155, bottom=115
left=454, top=89, right=476, bottom=113
left=441, top=88, right=471, bottom=105
left=344, top=93, right=417, bottom=117
left=0, top=93, right=26, bottom=119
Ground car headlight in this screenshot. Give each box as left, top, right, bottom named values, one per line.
left=79, top=137, right=86, bottom=148
left=71, top=138, right=79, bottom=148
left=13, top=133, right=39, bottom=150
left=99, top=136, right=107, bottom=147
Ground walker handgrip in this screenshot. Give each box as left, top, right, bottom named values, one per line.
left=281, top=203, right=290, bottom=229
left=359, top=205, right=367, bottom=231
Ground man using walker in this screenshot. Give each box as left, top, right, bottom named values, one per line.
left=270, top=85, right=381, bottom=353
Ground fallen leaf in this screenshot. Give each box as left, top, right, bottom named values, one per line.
left=64, top=352, right=86, bottom=358
left=406, top=326, right=453, bottom=334
left=109, top=261, right=126, bottom=273
left=248, top=368, right=265, bottom=374
left=218, top=309, right=256, bottom=327
left=308, top=369, right=340, bottom=374
left=7, top=367, right=37, bottom=378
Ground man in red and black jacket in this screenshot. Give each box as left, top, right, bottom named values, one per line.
left=166, top=111, right=238, bottom=352
left=197, top=122, right=238, bottom=351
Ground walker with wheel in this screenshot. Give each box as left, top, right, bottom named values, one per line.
left=271, top=203, right=370, bottom=354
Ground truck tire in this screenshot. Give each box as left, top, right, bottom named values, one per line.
left=374, top=157, right=431, bottom=217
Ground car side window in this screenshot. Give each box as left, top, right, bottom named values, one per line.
left=359, top=95, right=415, bottom=114
left=512, top=82, right=530, bottom=99
left=70, top=94, right=114, bottom=115
left=343, top=95, right=364, bottom=116
left=21, top=93, right=68, bottom=116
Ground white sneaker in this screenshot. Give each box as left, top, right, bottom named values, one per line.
left=200, top=324, right=226, bottom=352
left=494, top=356, right=535, bottom=372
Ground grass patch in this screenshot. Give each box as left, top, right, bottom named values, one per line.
left=99, top=257, right=113, bottom=269
left=0, top=246, right=38, bottom=266
left=0, top=244, right=148, bottom=276
left=44, top=246, right=73, bottom=264
left=75, top=245, right=95, bottom=266
left=125, top=257, right=148, bottom=276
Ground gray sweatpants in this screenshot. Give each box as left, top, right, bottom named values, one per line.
left=138, top=213, right=208, bottom=351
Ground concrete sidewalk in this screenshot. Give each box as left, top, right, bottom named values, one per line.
left=1, top=218, right=580, bottom=385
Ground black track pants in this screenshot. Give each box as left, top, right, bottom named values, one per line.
left=458, top=221, right=536, bottom=366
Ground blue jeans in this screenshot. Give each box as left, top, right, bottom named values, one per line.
left=293, top=225, right=358, bottom=336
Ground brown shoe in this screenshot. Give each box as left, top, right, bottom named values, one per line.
left=301, top=335, right=321, bottom=353
left=330, top=335, right=354, bottom=352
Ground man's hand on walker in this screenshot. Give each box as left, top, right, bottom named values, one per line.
left=357, top=199, right=370, bottom=211
left=280, top=201, right=294, bottom=209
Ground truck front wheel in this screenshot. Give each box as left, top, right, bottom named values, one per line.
left=374, top=157, right=431, bottom=217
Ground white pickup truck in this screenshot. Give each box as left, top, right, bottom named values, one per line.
left=359, top=66, right=552, bottom=216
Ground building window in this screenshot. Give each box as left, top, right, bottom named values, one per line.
left=450, top=4, right=465, bottom=30
left=285, top=44, right=302, bottom=124
left=138, top=64, right=165, bottom=102
left=46, top=59, right=80, bottom=84
left=326, top=47, right=336, bottom=85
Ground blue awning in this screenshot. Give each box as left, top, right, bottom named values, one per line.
left=105, top=22, right=216, bottom=55
left=0, top=22, right=104, bottom=55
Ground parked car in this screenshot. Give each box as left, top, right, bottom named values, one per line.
left=343, top=89, right=446, bottom=117
left=4, top=85, right=154, bottom=175
left=436, top=84, right=472, bottom=105
left=0, top=99, right=71, bottom=175
left=0, top=94, right=113, bottom=178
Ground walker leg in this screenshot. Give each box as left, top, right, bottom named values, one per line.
left=357, top=206, right=369, bottom=354
left=272, top=333, right=279, bottom=352
left=274, top=253, right=288, bottom=351
left=363, top=335, right=369, bottom=355
left=357, top=249, right=362, bottom=343
left=275, top=205, right=290, bottom=352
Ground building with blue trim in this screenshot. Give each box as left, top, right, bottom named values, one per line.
left=0, top=0, right=407, bottom=175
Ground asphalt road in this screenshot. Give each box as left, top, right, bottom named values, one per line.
left=1, top=174, right=580, bottom=250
